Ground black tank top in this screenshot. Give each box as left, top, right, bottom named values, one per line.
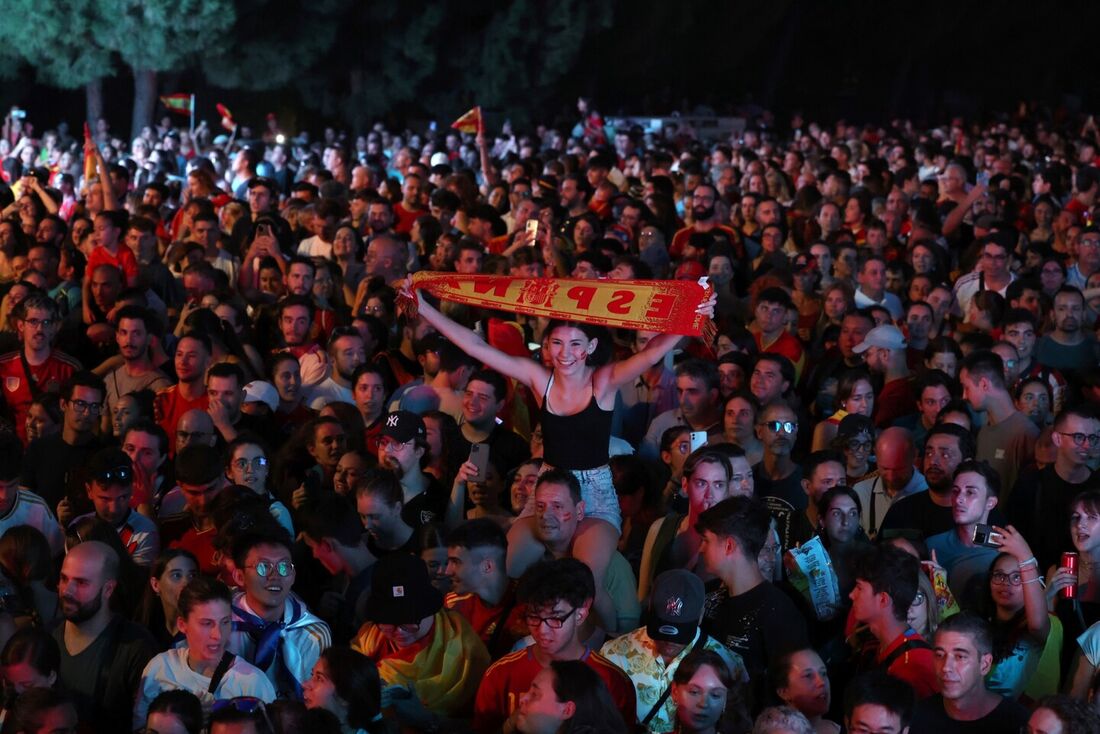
left=539, top=374, right=613, bottom=470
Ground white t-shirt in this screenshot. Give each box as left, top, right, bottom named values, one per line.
left=1, top=490, right=64, bottom=556
left=134, top=647, right=275, bottom=729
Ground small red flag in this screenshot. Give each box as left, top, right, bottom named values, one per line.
left=451, top=106, right=483, bottom=134
left=216, top=103, right=237, bottom=132
left=160, top=93, right=192, bottom=116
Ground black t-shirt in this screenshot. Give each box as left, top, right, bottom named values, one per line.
left=458, top=424, right=531, bottom=477
left=1008, top=465, right=1100, bottom=569
left=753, top=464, right=806, bottom=553
left=401, top=474, right=450, bottom=531
left=701, top=580, right=809, bottom=707
left=53, top=616, right=157, bottom=731
left=879, top=490, right=956, bottom=540
left=910, top=694, right=1028, bottom=734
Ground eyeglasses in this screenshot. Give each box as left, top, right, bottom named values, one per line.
left=525, top=607, right=577, bottom=629
left=22, top=318, right=54, bottom=330
left=1058, top=431, right=1100, bottom=448
left=764, top=420, right=797, bottom=434
left=233, top=457, right=269, bottom=471
left=94, top=466, right=132, bottom=484
left=991, top=571, right=1023, bottom=586
left=847, top=439, right=873, bottom=452
left=1081, top=238, right=1100, bottom=249
left=176, top=429, right=211, bottom=442
left=68, top=399, right=102, bottom=415
left=246, top=560, right=295, bottom=578
left=378, top=622, right=423, bottom=634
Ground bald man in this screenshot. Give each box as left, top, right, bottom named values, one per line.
left=175, top=409, right=216, bottom=454
left=853, top=427, right=927, bottom=538
left=364, top=234, right=408, bottom=284
left=53, top=541, right=156, bottom=730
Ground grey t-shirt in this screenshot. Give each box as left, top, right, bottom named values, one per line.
left=105, top=365, right=172, bottom=415
left=976, top=410, right=1038, bottom=504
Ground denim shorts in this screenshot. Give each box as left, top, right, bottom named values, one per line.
left=520, top=463, right=622, bottom=533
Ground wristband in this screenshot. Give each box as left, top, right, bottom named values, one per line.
left=1019, top=557, right=1038, bottom=569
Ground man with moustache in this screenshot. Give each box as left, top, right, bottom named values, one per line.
left=668, top=182, right=743, bottom=263
left=308, top=327, right=367, bottom=409
left=1036, top=286, right=1100, bottom=387
left=377, top=410, right=448, bottom=531
left=0, top=295, right=80, bottom=445
left=52, top=541, right=156, bottom=730
left=102, top=305, right=170, bottom=432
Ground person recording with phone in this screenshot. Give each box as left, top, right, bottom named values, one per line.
left=925, top=461, right=1003, bottom=607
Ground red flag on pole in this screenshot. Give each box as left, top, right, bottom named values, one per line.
left=216, top=103, right=237, bottom=132
left=451, top=106, right=483, bottom=134
left=160, top=93, right=192, bottom=116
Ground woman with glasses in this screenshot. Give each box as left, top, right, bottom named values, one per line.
left=224, top=435, right=293, bottom=537
left=980, top=526, right=1058, bottom=699
left=812, top=370, right=874, bottom=452
left=907, top=573, right=940, bottom=639
left=830, top=414, right=876, bottom=488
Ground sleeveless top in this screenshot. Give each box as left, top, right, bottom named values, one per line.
left=539, top=373, right=613, bottom=470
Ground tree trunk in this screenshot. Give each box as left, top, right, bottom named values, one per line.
left=85, top=78, right=104, bottom=129
left=131, top=68, right=157, bottom=142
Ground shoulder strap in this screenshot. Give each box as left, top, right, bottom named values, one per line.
left=878, top=636, right=931, bottom=672
left=641, top=634, right=708, bottom=727
left=542, top=372, right=555, bottom=408
left=18, top=351, right=43, bottom=400
left=208, top=651, right=236, bottom=695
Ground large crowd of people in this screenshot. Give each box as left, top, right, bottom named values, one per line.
left=0, top=98, right=1098, bottom=733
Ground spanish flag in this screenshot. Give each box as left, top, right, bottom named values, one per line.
left=451, top=106, right=483, bottom=134
left=160, top=93, right=193, bottom=117
left=216, top=103, right=236, bottom=132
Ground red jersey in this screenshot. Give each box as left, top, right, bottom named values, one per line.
left=473, top=646, right=636, bottom=733
left=86, top=244, right=138, bottom=287
left=876, top=629, right=939, bottom=699
left=0, top=350, right=80, bottom=444
left=393, top=202, right=425, bottom=236
left=154, top=385, right=209, bottom=453
left=754, top=330, right=807, bottom=384
left=161, top=516, right=218, bottom=574
left=444, top=586, right=525, bottom=655
left=668, top=224, right=742, bottom=260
